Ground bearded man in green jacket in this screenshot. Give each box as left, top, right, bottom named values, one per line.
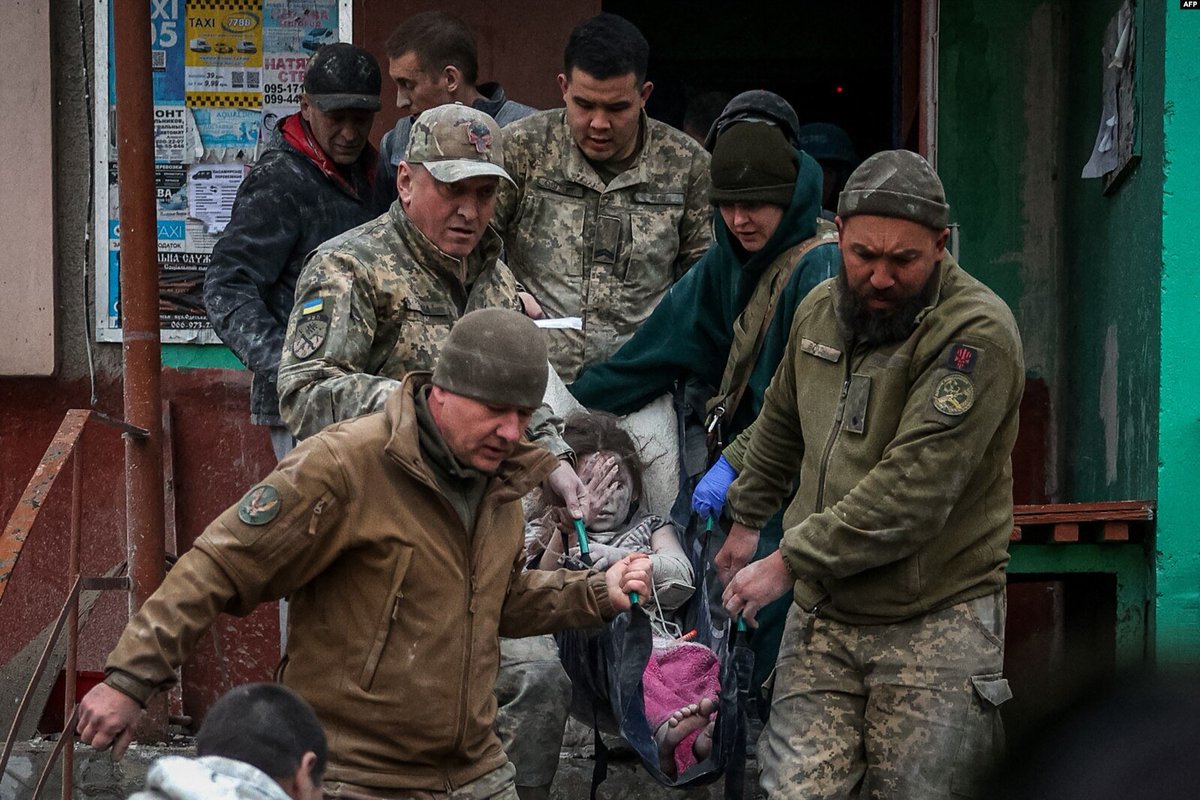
left=717, top=150, right=1024, bottom=799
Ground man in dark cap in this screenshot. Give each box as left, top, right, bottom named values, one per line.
left=277, top=102, right=592, bottom=800
left=569, top=97, right=840, bottom=696
left=204, top=42, right=386, bottom=460
left=78, top=308, right=652, bottom=800
left=795, top=122, right=860, bottom=219
left=714, top=150, right=1024, bottom=798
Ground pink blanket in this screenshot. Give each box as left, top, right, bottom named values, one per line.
left=642, top=641, right=720, bottom=776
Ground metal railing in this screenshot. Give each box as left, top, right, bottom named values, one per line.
left=0, top=409, right=147, bottom=799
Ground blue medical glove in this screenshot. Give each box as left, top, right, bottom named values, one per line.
left=692, top=455, right=737, bottom=520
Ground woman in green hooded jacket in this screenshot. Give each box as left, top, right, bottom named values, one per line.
left=569, top=118, right=841, bottom=693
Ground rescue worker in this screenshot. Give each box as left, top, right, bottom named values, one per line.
left=374, top=9, right=536, bottom=210
left=569, top=101, right=840, bottom=695
left=714, top=150, right=1024, bottom=798
left=795, top=122, right=859, bottom=219
left=203, top=43, right=383, bottom=460
left=492, top=13, right=713, bottom=381
left=77, top=309, right=652, bottom=800
left=276, top=104, right=582, bottom=800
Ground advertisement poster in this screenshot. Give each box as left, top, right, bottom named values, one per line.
left=97, top=1, right=344, bottom=341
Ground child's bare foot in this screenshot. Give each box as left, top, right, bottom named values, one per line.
left=655, top=697, right=717, bottom=776
left=693, top=716, right=716, bottom=761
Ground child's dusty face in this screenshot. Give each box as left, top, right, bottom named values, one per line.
left=580, top=451, right=635, bottom=532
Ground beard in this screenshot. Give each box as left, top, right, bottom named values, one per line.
left=835, top=269, right=936, bottom=346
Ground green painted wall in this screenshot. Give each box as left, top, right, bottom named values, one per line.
left=161, top=344, right=243, bottom=370
left=1060, top=0, right=1162, bottom=503
left=1157, top=4, right=1200, bottom=664
left=939, top=0, right=1068, bottom=499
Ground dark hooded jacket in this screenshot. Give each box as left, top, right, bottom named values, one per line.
left=568, top=148, right=839, bottom=437
left=204, top=114, right=381, bottom=427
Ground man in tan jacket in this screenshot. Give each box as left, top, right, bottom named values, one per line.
left=77, top=309, right=651, bottom=799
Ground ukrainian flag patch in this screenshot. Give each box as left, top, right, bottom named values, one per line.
left=301, top=298, right=324, bottom=316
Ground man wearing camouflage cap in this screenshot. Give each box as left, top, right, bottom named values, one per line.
left=712, top=150, right=1024, bottom=798
left=277, top=103, right=588, bottom=799
left=492, top=13, right=713, bottom=381
left=79, top=308, right=653, bottom=800
left=204, top=42, right=385, bottom=460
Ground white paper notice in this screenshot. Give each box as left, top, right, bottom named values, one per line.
left=534, top=317, right=584, bottom=330
left=187, top=163, right=246, bottom=233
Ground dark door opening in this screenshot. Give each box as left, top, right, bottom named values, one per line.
left=603, top=0, right=921, bottom=162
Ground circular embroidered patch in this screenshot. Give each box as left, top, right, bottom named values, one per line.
left=932, top=373, right=975, bottom=416
left=292, top=314, right=329, bottom=360
left=238, top=484, right=282, bottom=526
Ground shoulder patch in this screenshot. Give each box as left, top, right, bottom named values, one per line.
left=291, top=313, right=330, bottom=360
left=238, top=484, right=282, bottom=526
left=946, top=343, right=979, bottom=373
left=932, top=373, right=975, bottom=416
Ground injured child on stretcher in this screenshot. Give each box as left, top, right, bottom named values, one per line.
left=525, top=410, right=720, bottom=778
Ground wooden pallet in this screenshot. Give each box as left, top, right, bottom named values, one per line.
left=1011, top=500, right=1155, bottom=544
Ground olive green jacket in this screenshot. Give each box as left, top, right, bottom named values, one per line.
left=725, top=255, right=1024, bottom=624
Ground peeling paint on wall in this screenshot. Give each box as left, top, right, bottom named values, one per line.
left=1099, top=324, right=1119, bottom=486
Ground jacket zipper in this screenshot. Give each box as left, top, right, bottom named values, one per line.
left=814, top=349, right=855, bottom=512
left=450, top=506, right=481, bottom=761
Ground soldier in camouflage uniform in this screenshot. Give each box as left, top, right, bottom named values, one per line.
left=276, top=104, right=579, bottom=800
left=203, top=44, right=383, bottom=460
left=491, top=13, right=713, bottom=381
left=713, top=151, right=1024, bottom=798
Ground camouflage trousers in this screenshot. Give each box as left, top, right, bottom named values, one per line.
left=324, top=762, right=518, bottom=800
left=495, top=634, right=572, bottom=789
left=757, top=592, right=1010, bottom=800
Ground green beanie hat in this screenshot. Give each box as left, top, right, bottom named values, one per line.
left=837, top=149, right=949, bottom=229
left=432, top=309, right=548, bottom=408
left=709, top=122, right=797, bottom=207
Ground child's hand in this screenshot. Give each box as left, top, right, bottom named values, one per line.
left=588, top=542, right=632, bottom=571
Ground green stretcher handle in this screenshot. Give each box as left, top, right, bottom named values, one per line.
left=578, top=518, right=638, bottom=605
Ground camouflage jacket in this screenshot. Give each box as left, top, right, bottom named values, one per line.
left=277, top=202, right=526, bottom=439
left=203, top=125, right=379, bottom=427
left=493, top=110, right=713, bottom=381
left=725, top=255, right=1025, bottom=624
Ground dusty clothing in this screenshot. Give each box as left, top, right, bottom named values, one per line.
left=105, top=374, right=614, bottom=793
left=204, top=114, right=379, bottom=427
left=493, top=636, right=571, bottom=789
left=129, top=756, right=291, bottom=800
left=325, top=764, right=518, bottom=800
left=725, top=254, right=1025, bottom=624
left=374, top=83, right=536, bottom=210
left=493, top=110, right=713, bottom=380
left=758, top=594, right=1009, bottom=799
left=275, top=201, right=523, bottom=440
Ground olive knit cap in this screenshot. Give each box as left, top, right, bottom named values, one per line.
left=837, top=149, right=949, bottom=229
left=709, top=122, right=797, bottom=207
left=432, top=308, right=548, bottom=408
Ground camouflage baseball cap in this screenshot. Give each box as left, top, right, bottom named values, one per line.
left=838, top=149, right=950, bottom=229
left=404, top=103, right=513, bottom=185
left=433, top=309, right=547, bottom=408
left=303, top=43, right=382, bottom=112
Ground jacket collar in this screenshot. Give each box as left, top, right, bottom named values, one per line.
left=383, top=373, right=558, bottom=503
left=387, top=201, right=504, bottom=288
left=280, top=113, right=376, bottom=200
left=557, top=109, right=652, bottom=194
